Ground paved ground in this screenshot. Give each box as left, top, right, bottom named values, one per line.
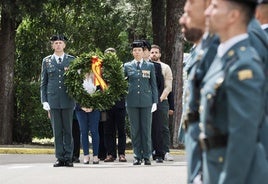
left=0, top=147, right=187, bottom=184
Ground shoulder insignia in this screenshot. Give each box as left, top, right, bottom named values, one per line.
left=238, top=69, right=253, bottom=80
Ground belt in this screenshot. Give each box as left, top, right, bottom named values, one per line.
left=183, top=111, right=200, bottom=130
left=187, top=111, right=199, bottom=122
left=199, top=134, right=228, bottom=151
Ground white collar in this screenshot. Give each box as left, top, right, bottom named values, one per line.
left=53, top=53, right=65, bottom=61
left=217, top=34, right=248, bottom=57
left=261, top=24, right=268, bottom=30
left=134, top=59, right=144, bottom=65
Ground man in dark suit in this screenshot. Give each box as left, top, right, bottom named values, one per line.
left=40, top=34, right=75, bottom=167
left=103, top=48, right=127, bottom=162
left=124, top=40, right=158, bottom=165
left=150, top=44, right=173, bottom=163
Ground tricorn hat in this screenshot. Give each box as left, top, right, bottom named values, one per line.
left=50, top=34, right=68, bottom=41
left=131, top=40, right=144, bottom=49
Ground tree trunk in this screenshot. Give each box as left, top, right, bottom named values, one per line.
left=165, top=0, right=185, bottom=148
left=0, top=5, right=16, bottom=144
left=151, top=0, right=166, bottom=54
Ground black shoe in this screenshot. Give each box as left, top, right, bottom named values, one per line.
left=133, top=159, right=141, bottom=165
left=65, top=160, right=74, bottom=167
left=144, top=159, right=151, bottom=165
left=72, top=157, right=80, bottom=163
left=155, top=157, right=163, bottom=163
left=53, top=160, right=65, bottom=167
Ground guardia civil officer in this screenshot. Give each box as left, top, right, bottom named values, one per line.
left=180, top=1, right=219, bottom=182
left=201, top=0, right=268, bottom=183
left=124, top=40, right=158, bottom=165
left=40, top=34, right=75, bottom=167
left=253, top=0, right=268, bottom=159
left=256, top=0, right=268, bottom=34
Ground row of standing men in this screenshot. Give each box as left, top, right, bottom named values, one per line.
left=179, top=0, right=268, bottom=183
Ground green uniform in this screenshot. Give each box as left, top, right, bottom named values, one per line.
left=40, top=54, right=75, bottom=162
left=124, top=60, right=158, bottom=160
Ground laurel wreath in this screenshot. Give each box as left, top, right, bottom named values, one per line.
left=64, top=51, right=128, bottom=110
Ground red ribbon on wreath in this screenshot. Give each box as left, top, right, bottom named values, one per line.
left=91, top=56, right=108, bottom=90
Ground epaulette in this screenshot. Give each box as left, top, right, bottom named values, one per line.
left=44, top=55, right=52, bottom=60
left=65, top=54, right=75, bottom=59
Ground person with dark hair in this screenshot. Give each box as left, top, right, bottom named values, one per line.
left=40, top=34, right=75, bottom=167
left=124, top=40, right=158, bottom=165
left=200, top=0, right=268, bottom=183
left=75, top=72, right=101, bottom=165
left=102, top=48, right=127, bottom=163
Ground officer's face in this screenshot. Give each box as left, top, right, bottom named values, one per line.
left=132, top=47, right=144, bottom=61
left=52, top=40, right=66, bottom=52
left=184, top=0, right=208, bottom=31
left=150, top=48, right=161, bottom=62
left=179, top=13, right=204, bottom=43
left=205, top=0, right=231, bottom=40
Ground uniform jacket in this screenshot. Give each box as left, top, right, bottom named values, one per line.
left=40, top=54, right=75, bottom=109
left=248, top=18, right=268, bottom=158
left=124, top=60, right=158, bottom=107
left=182, top=34, right=219, bottom=183
left=200, top=38, right=268, bottom=184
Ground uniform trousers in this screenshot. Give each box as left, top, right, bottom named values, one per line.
left=127, top=106, right=152, bottom=160
left=50, top=108, right=74, bottom=161
left=185, top=121, right=202, bottom=183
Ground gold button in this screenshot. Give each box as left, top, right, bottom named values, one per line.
left=199, top=122, right=203, bottom=130
left=240, top=46, right=246, bottom=51
left=199, top=105, right=203, bottom=113
left=218, top=156, right=224, bottom=163
left=207, top=94, right=212, bottom=99
left=228, top=50, right=234, bottom=57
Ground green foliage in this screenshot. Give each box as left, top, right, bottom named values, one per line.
left=12, top=0, right=169, bottom=141
left=13, top=82, right=52, bottom=142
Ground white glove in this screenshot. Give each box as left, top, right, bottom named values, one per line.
left=42, top=102, right=50, bottom=111
left=193, top=174, right=203, bottom=184
left=151, top=103, right=157, bottom=112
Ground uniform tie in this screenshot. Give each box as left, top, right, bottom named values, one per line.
left=137, top=61, right=141, bottom=70
left=58, top=58, right=62, bottom=64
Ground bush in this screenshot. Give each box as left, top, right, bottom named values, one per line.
left=14, top=81, right=53, bottom=143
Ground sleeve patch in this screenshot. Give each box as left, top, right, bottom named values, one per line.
left=237, top=69, right=253, bottom=80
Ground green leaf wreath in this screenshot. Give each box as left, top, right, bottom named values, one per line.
left=64, top=51, right=128, bottom=110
